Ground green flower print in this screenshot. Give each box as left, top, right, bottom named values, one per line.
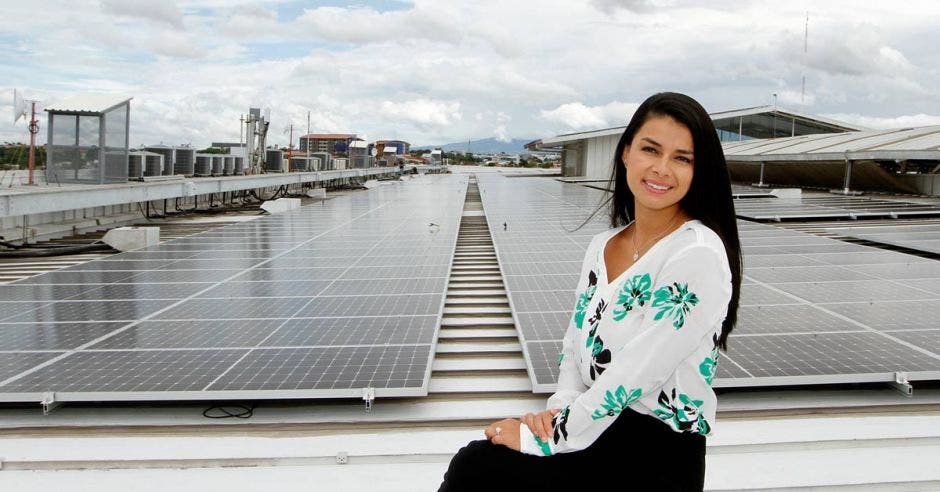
left=532, top=435, right=552, bottom=456
left=557, top=352, right=565, bottom=367
left=612, top=273, right=652, bottom=321
left=653, top=388, right=711, bottom=435
left=591, top=386, right=642, bottom=420
left=698, top=333, right=721, bottom=385
left=652, top=282, right=699, bottom=329
left=573, top=271, right=598, bottom=330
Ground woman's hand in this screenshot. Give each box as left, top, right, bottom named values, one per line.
left=521, top=408, right=560, bottom=442
left=484, top=418, right=521, bottom=451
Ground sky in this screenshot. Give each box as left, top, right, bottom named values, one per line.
left=0, top=0, right=939, bottom=149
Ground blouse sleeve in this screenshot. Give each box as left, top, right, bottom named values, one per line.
left=544, top=237, right=598, bottom=411
left=520, top=243, right=731, bottom=456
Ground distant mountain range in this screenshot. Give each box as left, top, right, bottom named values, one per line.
left=415, top=137, right=534, bottom=154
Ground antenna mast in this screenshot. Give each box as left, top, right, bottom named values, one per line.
left=13, top=89, right=41, bottom=186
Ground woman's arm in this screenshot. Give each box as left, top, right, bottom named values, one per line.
left=519, top=244, right=731, bottom=456
left=545, top=236, right=600, bottom=410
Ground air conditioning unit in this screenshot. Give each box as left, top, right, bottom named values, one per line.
left=174, top=147, right=195, bottom=176
left=143, top=152, right=163, bottom=177
left=194, top=154, right=212, bottom=176
left=291, top=156, right=318, bottom=171
left=333, top=158, right=348, bottom=170
left=311, top=152, right=331, bottom=171
left=145, top=145, right=175, bottom=176
left=128, top=152, right=145, bottom=179
left=233, top=156, right=245, bottom=175
left=211, top=155, right=223, bottom=176
left=223, top=156, right=235, bottom=175
left=265, top=150, right=285, bottom=172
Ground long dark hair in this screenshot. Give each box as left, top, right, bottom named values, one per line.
left=609, top=92, right=741, bottom=350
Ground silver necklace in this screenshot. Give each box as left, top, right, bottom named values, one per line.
left=631, top=214, right=682, bottom=261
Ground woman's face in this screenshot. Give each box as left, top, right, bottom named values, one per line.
left=621, top=115, right=694, bottom=217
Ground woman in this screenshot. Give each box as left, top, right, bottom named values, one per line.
left=438, top=92, right=742, bottom=492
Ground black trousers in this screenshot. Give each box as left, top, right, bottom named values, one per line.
left=438, top=408, right=705, bottom=491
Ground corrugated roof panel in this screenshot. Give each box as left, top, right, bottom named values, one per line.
left=798, top=126, right=940, bottom=153
left=44, top=93, right=132, bottom=114
left=723, top=126, right=940, bottom=157
left=869, top=127, right=940, bottom=151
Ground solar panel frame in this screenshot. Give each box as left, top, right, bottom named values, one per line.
left=0, top=175, right=467, bottom=404
left=478, top=174, right=940, bottom=393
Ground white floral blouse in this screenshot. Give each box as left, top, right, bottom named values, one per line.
left=519, top=220, right=732, bottom=456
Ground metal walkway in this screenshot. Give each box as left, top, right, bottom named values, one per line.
left=429, top=177, right=532, bottom=395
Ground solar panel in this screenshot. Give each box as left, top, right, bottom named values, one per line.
left=734, top=196, right=940, bottom=221
left=478, top=174, right=940, bottom=393
left=0, top=175, right=466, bottom=403
left=826, top=224, right=940, bottom=255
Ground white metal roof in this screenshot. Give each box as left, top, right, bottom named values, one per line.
left=723, top=125, right=940, bottom=162
left=44, top=93, right=132, bottom=114
left=348, top=141, right=368, bottom=148
left=710, top=105, right=868, bottom=131
left=538, top=106, right=867, bottom=148
left=383, top=146, right=398, bottom=153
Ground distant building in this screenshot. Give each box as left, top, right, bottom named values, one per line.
left=211, top=142, right=247, bottom=158
left=532, top=106, right=866, bottom=179
left=348, top=140, right=372, bottom=168
left=300, top=134, right=360, bottom=154
left=374, top=139, right=411, bottom=156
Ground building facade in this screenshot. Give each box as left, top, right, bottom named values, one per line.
left=374, top=139, right=411, bottom=156
left=299, top=134, right=359, bottom=154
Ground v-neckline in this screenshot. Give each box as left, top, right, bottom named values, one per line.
left=600, top=220, right=695, bottom=290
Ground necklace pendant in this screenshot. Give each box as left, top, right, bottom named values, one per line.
left=632, top=251, right=639, bottom=261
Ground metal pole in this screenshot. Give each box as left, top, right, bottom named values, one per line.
left=842, top=156, right=853, bottom=194
left=28, top=101, right=37, bottom=185
left=306, top=111, right=311, bottom=157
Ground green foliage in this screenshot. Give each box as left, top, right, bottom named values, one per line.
left=0, top=144, right=47, bottom=170
left=197, top=147, right=228, bottom=154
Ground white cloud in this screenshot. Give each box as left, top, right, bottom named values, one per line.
left=100, top=0, right=185, bottom=29
left=821, top=113, right=940, bottom=130
left=540, top=101, right=640, bottom=130
left=378, top=99, right=462, bottom=128
left=0, top=1, right=939, bottom=147
left=295, top=5, right=460, bottom=45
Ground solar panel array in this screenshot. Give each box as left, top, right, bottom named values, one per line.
left=0, top=175, right=466, bottom=403
left=477, top=174, right=940, bottom=392
left=826, top=224, right=940, bottom=255
left=734, top=196, right=940, bottom=221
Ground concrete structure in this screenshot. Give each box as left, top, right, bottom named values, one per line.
left=0, top=167, right=415, bottom=243
left=260, top=197, right=301, bottom=214
left=299, top=134, right=359, bottom=154
left=101, top=226, right=160, bottom=251
left=45, top=94, right=132, bottom=185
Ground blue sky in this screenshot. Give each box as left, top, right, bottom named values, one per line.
left=1, top=0, right=939, bottom=148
